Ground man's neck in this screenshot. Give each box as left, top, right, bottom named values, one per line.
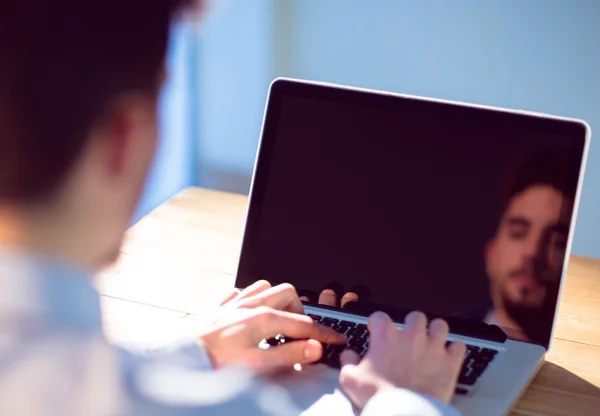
left=492, top=307, right=531, bottom=342
left=0, top=203, right=91, bottom=270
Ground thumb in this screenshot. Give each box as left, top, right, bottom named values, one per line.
left=340, top=349, right=361, bottom=367
left=339, top=362, right=372, bottom=409
left=249, top=339, right=323, bottom=374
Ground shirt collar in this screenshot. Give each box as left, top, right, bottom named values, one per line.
left=0, top=248, right=102, bottom=333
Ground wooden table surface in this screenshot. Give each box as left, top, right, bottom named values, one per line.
left=96, top=187, right=600, bottom=416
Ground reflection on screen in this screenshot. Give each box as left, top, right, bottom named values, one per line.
left=239, top=93, right=584, bottom=347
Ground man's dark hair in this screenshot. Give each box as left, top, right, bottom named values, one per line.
left=0, top=0, right=192, bottom=203
left=500, top=148, right=582, bottom=216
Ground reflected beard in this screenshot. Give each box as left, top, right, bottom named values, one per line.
left=502, top=284, right=559, bottom=345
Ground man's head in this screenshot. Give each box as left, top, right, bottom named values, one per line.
left=0, top=1, right=196, bottom=269
left=485, top=149, right=580, bottom=330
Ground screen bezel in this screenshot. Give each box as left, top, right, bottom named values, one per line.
left=235, top=78, right=589, bottom=348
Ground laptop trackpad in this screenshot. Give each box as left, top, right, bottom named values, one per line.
left=267, top=364, right=357, bottom=415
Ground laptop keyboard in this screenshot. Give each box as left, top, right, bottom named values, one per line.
left=459, top=344, right=498, bottom=387
left=267, top=312, right=499, bottom=396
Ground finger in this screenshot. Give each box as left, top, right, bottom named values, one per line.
left=241, top=283, right=304, bottom=314
left=367, top=311, right=394, bottom=335
left=248, top=339, right=323, bottom=374
left=219, top=288, right=241, bottom=306
left=252, top=307, right=346, bottom=345
left=299, top=296, right=310, bottom=303
left=235, top=280, right=272, bottom=301
left=340, top=292, right=359, bottom=308
left=340, top=349, right=361, bottom=367
left=404, top=311, right=428, bottom=333
left=318, top=289, right=337, bottom=307
left=428, top=318, right=450, bottom=345
left=366, top=311, right=396, bottom=352
left=339, top=364, right=372, bottom=410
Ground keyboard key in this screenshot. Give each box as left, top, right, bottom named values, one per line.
left=323, top=317, right=339, bottom=324
left=345, top=328, right=358, bottom=338
left=479, top=353, right=496, bottom=362
left=327, top=352, right=344, bottom=368
left=320, top=343, right=345, bottom=368
left=467, top=345, right=480, bottom=352
left=340, top=320, right=356, bottom=328
left=470, top=366, right=487, bottom=377
left=307, top=314, right=322, bottom=322
left=357, top=323, right=368, bottom=331
left=460, top=359, right=473, bottom=375
left=332, top=323, right=350, bottom=334
left=333, top=344, right=346, bottom=353
left=358, top=333, right=369, bottom=343
left=331, top=345, right=346, bottom=361
left=479, top=348, right=498, bottom=361
left=350, top=344, right=364, bottom=355
left=326, top=355, right=341, bottom=369
left=472, top=361, right=488, bottom=370
left=348, top=327, right=368, bottom=338
left=320, top=344, right=333, bottom=358
left=458, top=374, right=477, bottom=386
left=348, top=336, right=363, bottom=347
left=455, top=387, right=469, bottom=396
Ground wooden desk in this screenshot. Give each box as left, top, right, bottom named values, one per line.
left=97, top=187, right=600, bottom=415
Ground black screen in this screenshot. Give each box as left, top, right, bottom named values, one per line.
left=237, top=80, right=587, bottom=348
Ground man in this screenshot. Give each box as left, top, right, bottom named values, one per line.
left=483, top=149, right=580, bottom=344
left=0, top=1, right=465, bottom=415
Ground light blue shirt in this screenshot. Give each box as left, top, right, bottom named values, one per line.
left=0, top=249, right=460, bottom=415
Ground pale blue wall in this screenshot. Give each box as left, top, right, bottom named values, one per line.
left=196, top=0, right=273, bottom=176
left=282, top=0, right=600, bottom=257
left=134, top=25, right=197, bottom=222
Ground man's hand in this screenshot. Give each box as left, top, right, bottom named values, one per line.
left=339, top=311, right=466, bottom=408
left=198, top=280, right=346, bottom=374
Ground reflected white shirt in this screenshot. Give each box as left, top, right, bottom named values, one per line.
left=0, top=249, right=460, bottom=416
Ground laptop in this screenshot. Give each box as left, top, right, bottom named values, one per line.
left=235, top=78, right=590, bottom=415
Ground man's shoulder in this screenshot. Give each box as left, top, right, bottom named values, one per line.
left=118, top=341, right=301, bottom=416
left=0, top=332, right=123, bottom=416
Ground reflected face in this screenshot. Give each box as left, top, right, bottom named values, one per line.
left=486, top=185, right=572, bottom=311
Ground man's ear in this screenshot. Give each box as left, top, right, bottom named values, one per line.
left=101, top=95, right=149, bottom=179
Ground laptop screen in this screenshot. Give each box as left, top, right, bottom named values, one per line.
left=236, top=79, right=587, bottom=348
